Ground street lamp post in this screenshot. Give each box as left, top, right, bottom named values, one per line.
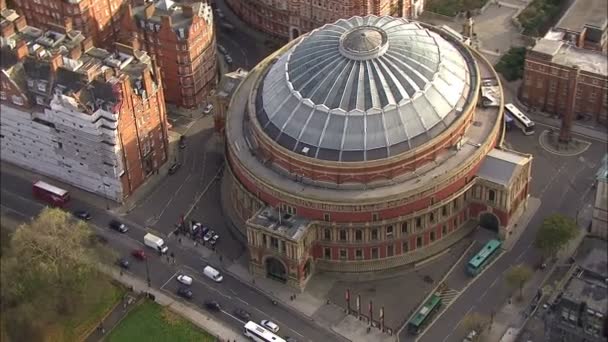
left=145, top=257, right=151, bottom=287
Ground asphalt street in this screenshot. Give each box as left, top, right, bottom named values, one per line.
left=417, top=122, right=605, bottom=342
left=0, top=173, right=346, bottom=342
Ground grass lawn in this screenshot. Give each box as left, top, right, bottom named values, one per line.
left=107, top=300, right=216, bottom=342
left=425, top=0, right=489, bottom=17
left=46, top=278, right=125, bottom=342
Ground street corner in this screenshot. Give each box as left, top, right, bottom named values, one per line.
left=167, top=115, right=196, bottom=136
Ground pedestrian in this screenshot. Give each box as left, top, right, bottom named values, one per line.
left=178, top=238, right=182, bottom=244
left=219, top=255, right=223, bottom=262
left=194, top=240, right=197, bottom=247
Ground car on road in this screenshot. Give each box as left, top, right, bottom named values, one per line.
left=285, top=337, right=298, bottom=342
left=116, top=258, right=130, bottom=269
left=73, top=210, right=92, bottom=221
left=214, top=9, right=225, bottom=19
left=233, top=308, right=251, bottom=321
left=168, top=162, right=181, bottom=175
left=204, top=230, right=219, bottom=242
left=109, top=219, right=128, bottom=233
left=203, top=103, right=213, bottom=114
left=261, top=320, right=279, bottom=333
left=217, top=45, right=227, bottom=54
left=131, top=249, right=146, bottom=261
left=178, top=135, right=186, bottom=149
left=177, top=287, right=193, bottom=299
left=225, top=55, right=233, bottom=65
left=204, top=300, right=221, bottom=311
left=177, top=274, right=193, bottom=286
left=203, top=265, right=223, bottom=282
left=463, top=330, right=478, bottom=342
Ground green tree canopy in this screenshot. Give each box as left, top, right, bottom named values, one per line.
left=534, top=213, right=578, bottom=259
left=505, top=264, right=533, bottom=300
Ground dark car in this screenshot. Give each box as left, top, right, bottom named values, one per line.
left=116, top=258, right=130, bottom=269
left=168, top=162, right=181, bottom=175
left=109, top=219, right=128, bottom=233
left=73, top=210, right=92, bottom=221
left=204, top=300, right=221, bottom=311
left=131, top=249, right=146, bottom=261
left=233, top=308, right=251, bottom=321
left=179, top=136, right=186, bottom=149
left=177, top=287, right=193, bottom=299
left=285, top=337, right=298, bottom=342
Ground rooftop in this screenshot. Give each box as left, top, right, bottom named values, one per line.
left=215, top=68, right=248, bottom=98
left=132, top=0, right=212, bottom=32
left=532, top=38, right=607, bottom=76
left=563, top=277, right=608, bottom=315
left=247, top=206, right=312, bottom=241
left=227, top=43, right=514, bottom=202
left=257, top=16, right=477, bottom=162
left=476, top=148, right=529, bottom=187
left=555, top=0, right=608, bottom=32
left=581, top=247, right=608, bottom=279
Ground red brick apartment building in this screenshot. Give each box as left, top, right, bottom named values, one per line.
left=0, top=10, right=169, bottom=201
left=8, top=0, right=125, bottom=47
left=121, top=0, right=216, bottom=109
left=225, top=0, right=421, bottom=40
left=520, top=0, right=608, bottom=125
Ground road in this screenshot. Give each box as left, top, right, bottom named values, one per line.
left=0, top=171, right=346, bottom=342
left=416, top=118, right=604, bottom=342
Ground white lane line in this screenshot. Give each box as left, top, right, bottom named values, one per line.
left=442, top=306, right=473, bottom=342
left=221, top=310, right=246, bottom=324
left=235, top=297, right=248, bottom=306
left=160, top=270, right=180, bottom=290
left=480, top=276, right=501, bottom=300
left=0, top=204, right=31, bottom=218
left=1, top=189, right=44, bottom=209
left=291, top=330, right=305, bottom=338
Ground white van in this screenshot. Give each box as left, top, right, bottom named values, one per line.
left=144, top=233, right=168, bottom=254
left=203, top=265, right=223, bottom=282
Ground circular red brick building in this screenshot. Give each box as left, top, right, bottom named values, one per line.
left=223, top=16, right=532, bottom=289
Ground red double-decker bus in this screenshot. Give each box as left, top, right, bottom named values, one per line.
left=32, top=180, right=70, bottom=207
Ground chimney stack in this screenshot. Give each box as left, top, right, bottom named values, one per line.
left=559, top=65, right=580, bottom=143
left=81, top=36, right=94, bottom=52
left=14, top=16, right=27, bottom=31
left=49, top=53, right=63, bottom=73
left=15, top=40, right=29, bottom=60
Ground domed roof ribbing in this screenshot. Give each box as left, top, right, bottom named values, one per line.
left=257, top=15, right=473, bottom=162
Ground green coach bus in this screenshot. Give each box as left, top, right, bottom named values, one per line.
left=467, top=239, right=502, bottom=276
left=407, top=293, right=442, bottom=335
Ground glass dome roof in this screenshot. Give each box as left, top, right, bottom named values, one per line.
left=256, top=16, right=473, bottom=162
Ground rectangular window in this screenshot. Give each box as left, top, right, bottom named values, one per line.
left=442, top=206, right=447, bottom=217
left=386, top=225, right=393, bottom=239
left=323, top=213, right=330, bottom=222
left=416, top=236, right=423, bottom=248
left=324, top=229, right=331, bottom=241
left=429, top=212, right=435, bottom=223
left=355, top=249, right=363, bottom=260
left=339, top=229, right=347, bottom=241
left=402, top=241, right=409, bottom=253
left=371, top=248, right=379, bottom=259
left=339, top=249, right=347, bottom=260
left=430, top=231, right=436, bottom=242
left=324, top=248, right=331, bottom=259
left=416, top=217, right=422, bottom=228
left=387, top=245, right=394, bottom=257
left=401, top=222, right=408, bottom=234
left=355, top=230, right=362, bottom=241
left=270, top=237, right=279, bottom=250
left=371, top=228, right=378, bottom=240
left=372, top=213, right=379, bottom=222
left=442, top=225, right=447, bottom=235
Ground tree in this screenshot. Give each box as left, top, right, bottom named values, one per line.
left=0, top=208, right=105, bottom=340
left=462, top=312, right=489, bottom=338
left=534, top=214, right=578, bottom=261
left=505, top=264, right=533, bottom=300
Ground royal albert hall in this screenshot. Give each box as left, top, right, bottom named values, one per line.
left=222, top=16, right=533, bottom=289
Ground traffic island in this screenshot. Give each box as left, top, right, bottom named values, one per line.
left=538, top=130, right=591, bottom=157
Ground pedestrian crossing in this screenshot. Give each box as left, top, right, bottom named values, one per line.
left=439, top=288, right=460, bottom=306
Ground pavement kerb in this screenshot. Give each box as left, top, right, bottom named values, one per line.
left=397, top=240, right=476, bottom=341
left=410, top=240, right=505, bottom=341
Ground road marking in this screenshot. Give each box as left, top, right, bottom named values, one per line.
left=534, top=121, right=606, bottom=143
left=480, top=276, right=501, bottom=301
left=441, top=306, right=473, bottom=342
left=221, top=309, right=246, bottom=324
left=235, top=297, right=248, bottom=306
left=0, top=203, right=31, bottom=218
left=184, top=165, right=223, bottom=219
left=160, top=270, right=179, bottom=290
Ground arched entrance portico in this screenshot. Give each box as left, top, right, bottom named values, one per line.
left=290, top=28, right=300, bottom=40
left=479, top=212, right=500, bottom=232
left=265, top=257, right=287, bottom=283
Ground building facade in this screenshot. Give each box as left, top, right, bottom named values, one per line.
left=0, top=11, right=169, bottom=201
left=225, top=0, right=421, bottom=41
left=521, top=38, right=608, bottom=125
left=222, top=16, right=532, bottom=289
left=8, top=0, right=125, bottom=47
left=591, top=155, right=608, bottom=239
left=121, top=0, right=216, bottom=109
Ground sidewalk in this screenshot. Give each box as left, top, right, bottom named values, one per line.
left=84, top=292, right=142, bottom=342
left=481, top=228, right=586, bottom=341
left=99, top=265, right=246, bottom=342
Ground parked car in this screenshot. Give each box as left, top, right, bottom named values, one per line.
left=233, top=308, right=251, bottom=321
left=261, top=320, right=280, bottom=333
left=73, top=210, right=92, bottom=221
left=203, top=265, right=223, bottom=282
left=217, top=45, right=227, bottom=54
left=177, top=274, right=193, bottom=286
left=203, top=230, right=214, bottom=242
left=204, top=300, right=221, bottom=311
left=109, top=219, right=128, bottom=233
left=203, top=103, right=213, bottom=114
left=179, top=135, right=186, bottom=149
left=285, top=337, right=298, bottom=342
left=116, top=258, right=130, bottom=269
left=131, top=249, right=146, bottom=261
left=225, top=55, right=233, bottom=64
left=177, top=287, right=193, bottom=299
left=214, top=9, right=225, bottom=19
left=168, top=162, right=181, bottom=175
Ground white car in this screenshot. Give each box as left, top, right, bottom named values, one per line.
left=217, top=45, right=227, bottom=54
left=203, top=104, right=213, bottom=114
left=177, top=274, right=193, bottom=286
left=225, top=55, right=233, bottom=64
left=261, top=320, right=279, bottom=333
